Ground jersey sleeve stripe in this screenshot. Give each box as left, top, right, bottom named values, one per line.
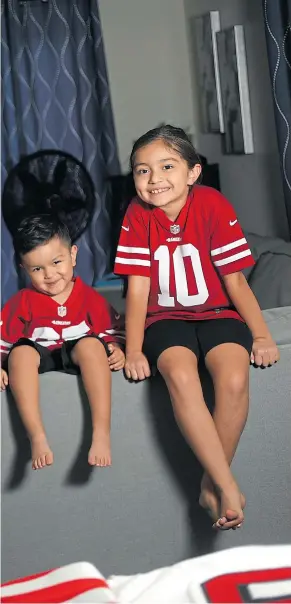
left=117, top=245, right=150, bottom=255
left=0, top=340, right=12, bottom=354
left=115, top=257, right=151, bottom=267
left=213, top=249, right=252, bottom=266
left=211, top=238, right=247, bottom=256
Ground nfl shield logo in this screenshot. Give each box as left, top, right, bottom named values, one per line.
left=170, top=224, right=180, bottom=235
left=58, top=305, right=67, bottom=317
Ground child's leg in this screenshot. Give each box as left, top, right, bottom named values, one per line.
left=8, top=345, right=53, bottom=470
left=200, top=343, right=249, bottom=519
left=70, top=337, right=111, bottom=467
left=157, top=346, right=244, bottom=529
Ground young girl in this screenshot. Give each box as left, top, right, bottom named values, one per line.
left=114, top=125, right=279, bottom=530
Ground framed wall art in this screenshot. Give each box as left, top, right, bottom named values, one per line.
left=216, top=25, right=254, bottom=154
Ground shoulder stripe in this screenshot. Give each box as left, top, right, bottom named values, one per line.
left=0, top=340, right=12, bottom=349
left=211, top=238, right=247, bottom=257
left=115, top=257, right=151, bottom=267
left=213, top=249, right=252, bottom=266
left=117, top=245, right=150, bottom=255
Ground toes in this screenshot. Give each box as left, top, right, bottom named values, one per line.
left=46, top=452, right=54, bottom=466
left=32, top=457, right=43, bottom=470
left=88, top=454, right=96, bottom=466
left=213, top=510, right=244, bottom=530
left=88, top=450, right=112, bottom=467
left=40, top=454, right=47, bottom=468
left=89, top=456, right=112, bottom=467
left=32, top=451, right=53, bottom=470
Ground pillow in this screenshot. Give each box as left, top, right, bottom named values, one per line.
left=248, top=252, right=291, bottom=309
left=244, top=231, right=291, bottom=260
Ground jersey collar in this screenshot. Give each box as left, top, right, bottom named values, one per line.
left=151, top=188, right=194, bottom=233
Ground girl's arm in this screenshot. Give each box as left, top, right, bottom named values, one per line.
left=125, top=275, right=151, bottom=380
left=223, top=272, right=279, bottom=366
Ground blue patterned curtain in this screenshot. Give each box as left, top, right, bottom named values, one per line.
left=1, top=0, right=120, bottom=303
left=263, top=0, right=291, bottom=238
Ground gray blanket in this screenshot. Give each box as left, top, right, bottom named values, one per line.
left=245, top=232, right=291, bottom=310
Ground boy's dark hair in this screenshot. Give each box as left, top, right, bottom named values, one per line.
left=13, top=214, right=71, bottom=260
left=130, top=124, right=202, bottom=180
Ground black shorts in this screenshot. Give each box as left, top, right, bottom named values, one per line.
left=8, top=336, right=110, bottom=375
left=143, top=318, right=253, bottom=366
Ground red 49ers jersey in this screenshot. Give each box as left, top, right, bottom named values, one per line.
left=0, top=277, right=124, bottom=364
left=114, top=186, right=255, bottom=328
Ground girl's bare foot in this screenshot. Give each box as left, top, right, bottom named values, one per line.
left=217, top=485, right=244, bottom=530
left=199, top=474, right=245, bottom=530
left=88, top=432, right=111, bottom=467
left=31, top=434, right=54, bottom=470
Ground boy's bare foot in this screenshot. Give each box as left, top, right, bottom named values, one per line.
left=31, top=435, right=54, bottom=470
left=88, top=432, right=111, bottom=467
left=199, top=474, right=245, bottom=530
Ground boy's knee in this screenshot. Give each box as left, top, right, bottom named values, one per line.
left=8, top=345, right=40, bottom=370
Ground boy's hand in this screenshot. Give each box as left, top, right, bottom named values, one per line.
left=125, top=351, right=151, bottom=381
left=1, top=369, right=9, bottom=391
left=108, top=343, right=125, bottom=371
left=251, top=336, right=279, bottom=367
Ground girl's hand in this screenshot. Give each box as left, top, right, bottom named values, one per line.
left=1, top=369, right=9, bottom=391
left=251, top=336, right=280, bottom=367
left=125, top=351, right=151, bottom=381
left=108, top=343, right=125, bottom=371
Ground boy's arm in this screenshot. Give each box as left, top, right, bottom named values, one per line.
left=222, top=272, right=279, bottom=366
left=1, top=292, right=27, bottom=367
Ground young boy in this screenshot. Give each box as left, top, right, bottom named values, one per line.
left=1, top=214, right=125, bottom=470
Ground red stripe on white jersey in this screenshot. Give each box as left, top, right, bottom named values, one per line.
left=1, top=562, right=115, bottom=603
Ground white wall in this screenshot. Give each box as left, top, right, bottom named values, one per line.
left=98, top=0, right=195, bottom=172
left=99, top=0, right=288, bottom=239
left=184, top=0, right=288, bottom=238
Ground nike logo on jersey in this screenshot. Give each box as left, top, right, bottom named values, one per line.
left=122, top=226, right=129, bottom=231
left=115, top=314, right=120, bottom=320
left=229, top=219, right=238, bottom=226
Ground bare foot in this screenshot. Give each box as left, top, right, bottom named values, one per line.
left=88, top=432, right=111, bottom=467
left=217, top=485, right=244, bottom=530
left=199, top=474, right=245, bottom=530
left=31, top=434, right=54, bottom=470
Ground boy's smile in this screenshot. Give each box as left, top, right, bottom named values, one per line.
left=21, top=236, right=77, bottom=301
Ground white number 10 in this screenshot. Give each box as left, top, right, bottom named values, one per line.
left=154, top=244, right=209, bottom=307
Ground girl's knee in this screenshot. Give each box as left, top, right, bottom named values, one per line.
left=219, top=370, right=249, bottom=399
left=158, top=357, right=195, bottom=390
left=71, top=337, right=105, bottom=361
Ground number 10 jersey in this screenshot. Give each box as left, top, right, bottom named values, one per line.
left=114, top=185, right=255, bottom=328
